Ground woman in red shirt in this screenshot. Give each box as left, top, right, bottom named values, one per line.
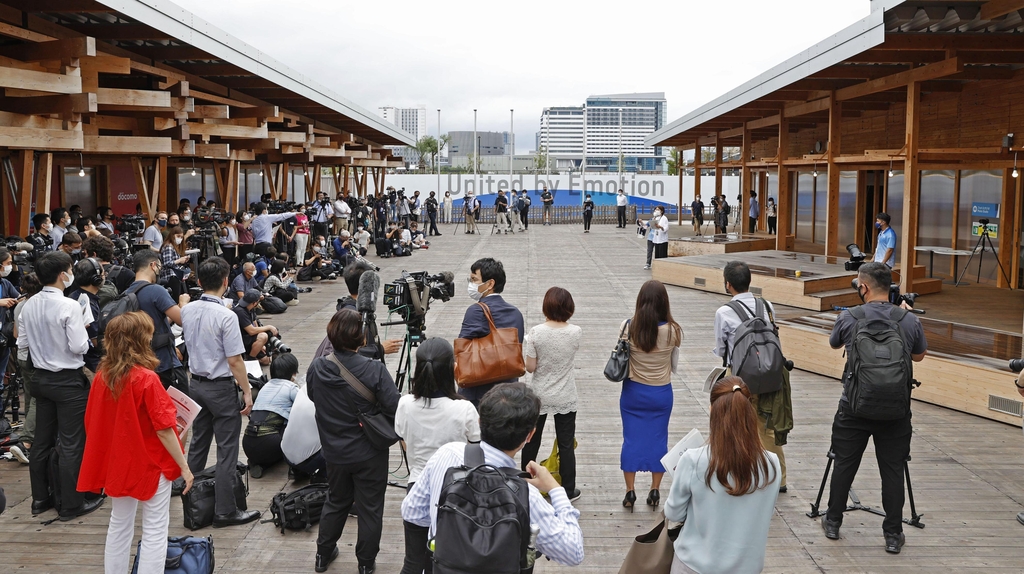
left=78, top=311, right=194, bottom=574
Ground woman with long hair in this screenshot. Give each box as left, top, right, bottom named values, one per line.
left=395, top=337, right=480, bottom=574
left=78, top=312, right=194, bottom=574
left=159, top=226, right=189, bottom=298
left=665, top=377, right=780, bottom=574
left=619, top=279, right=682, bottom=511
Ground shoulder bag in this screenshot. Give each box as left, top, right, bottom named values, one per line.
left=324, top=353, right=400, bottom=450
left=618, top=513, right=682, bottom=574
left=603, top=320, right=631, bottom=382
left=454, top=302, right=526, bottom=388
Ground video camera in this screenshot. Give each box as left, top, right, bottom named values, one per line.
left=115, top=214, right=146, bottom=236
left=5, top=237, right=35, bottom=266
left=851, top=277, right=919, bottom=309
left=844, top=243, right=867, bottom=271
left=382, top=270, right=455, bottom=340
left=193, top=207, right=231, bottom=225
left=264, top=200, right=300, bottom=215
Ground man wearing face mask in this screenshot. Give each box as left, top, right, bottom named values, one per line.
left=873, top=212, right=896, bottom=268
left=17, top=251, right=103, bottom=521
left=128, top=250, right=190, bottom=396
left=0, top=248, right=21, bottom=387
left=251, top=202, right=298, bottom=257
left=50, top=208, right=71, bottom=247
left=640, top=206, right=670, bottom=270
left=143, top=211, right=167, bottom=251
left=58, top=232, right=83, bottom=263
left=28, top=213, right=55, bottom=253
left=457, top=258, right=525, bottom=407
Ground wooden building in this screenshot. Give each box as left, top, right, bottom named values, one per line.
left=0, top=0, right=411, bottom=237
left=648, top=0, right=1024, bottom=294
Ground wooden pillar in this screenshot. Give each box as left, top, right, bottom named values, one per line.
left=312, top=163, right=322, bottom=196
left=693, top=146, right=702, bottom=218
left=156, top=156, right=168, bottom=214
left=15, top=151, right=34, bottom=237
left=714, top=139, right=723, bottom=202
left=132, top=157, right=154, bottom=223
left=997, top=168, right=1017, bottom=288
left=825, top=96, right=842, bottom=256
left=227, top=160, right=239, bottom=213
left=950, top=170, right=961, bottom=277
left=854, top=172, right=867, bottom=248
left=899, top=81, right=921, bottom=295
left=342, top=165, right=350, bottom=198
left=1011, top=171, right=1022, bottom=289
left=360, top=167, right=368, bottom=199
left=740, top=129, right=751, bottom=233
left=775, top=118, right=792, bottom=251
left=281, top=163, right=290, bottom=202
left=379, top=167, right=386, bottom=198
left=36, top=153, right=53, bottom=215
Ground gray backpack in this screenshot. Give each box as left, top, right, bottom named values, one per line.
left=844, top=305, right=913, bottom=420
left=725, top=298, right=786, bottom=395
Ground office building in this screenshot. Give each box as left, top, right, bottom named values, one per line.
left=448, top=131, right=506, bottom=157
left=379, top=105, right=428, bottom=166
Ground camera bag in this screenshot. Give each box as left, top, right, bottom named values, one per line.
left=267, top=483, right=329, bottom=534
left=260, top=295, right=287, bottom=315
left=323, top=353, right=400, bottom=450
left=131, top=535, right=214, bottom=574
left=175, top=462, right=249, bottom=530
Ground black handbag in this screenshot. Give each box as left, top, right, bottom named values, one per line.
left=603, top=320, right=631, bottom=382
left=176, top=462, right=249, bottom=530
left=324, top=354, right=400, bottom=450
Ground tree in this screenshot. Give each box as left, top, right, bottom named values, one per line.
left=415, top=136, right=438, bottom=171
left=667, top=148, right=680, bottom=176
left=533, top=145, right=548, bottom=171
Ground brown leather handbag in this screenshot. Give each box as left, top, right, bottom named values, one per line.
left=454, top=302, right=525, bottom=388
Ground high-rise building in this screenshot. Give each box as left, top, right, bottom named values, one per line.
left=537, top=93, right=667, bottom=172
left=378, top=105, right=428, bottom=166
left=448, top=131, right=506, bottom=157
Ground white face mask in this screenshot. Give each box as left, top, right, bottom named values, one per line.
left=1, top=264, right=11, bottom=277
left=467, top=280, right=489, bottom=301
left=42, top=222, right=52, bottom=232
left=63, top=271, right=75, bottom=288
left=183, top=214, right=191, bottom=221
left=320, top=240, right=326, bottom=247
left=175, top=237, right=183, bottom=245
left=243, top=214, right=251, bottom=221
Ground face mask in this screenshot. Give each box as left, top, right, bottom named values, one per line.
left=875, top=222, right=882, bottom=230
left=72, top=248, right=81, bottom=255
left=243, top=214, right=251, bottom=221
left=320, top=240, right=326, bottom=246
left=467, top=280, right=484, bottom=301
left=228, top=220, right=236, bottom=225
left=357, top=227, right=363, bottom=232
left=183, top=214, right=191, bottom=221
left=62, top=271, right=74, bottom=288
left=857, top=285, right=867, bottom=303
left=1, top=264, right=11, bottom=277
left=63, top=218, right=70, bottom=226
left=42, top=222, right=52, bottom=232
left=157, top=219, right=167, bottom=227
left=175, top=237, right=183, bottom=245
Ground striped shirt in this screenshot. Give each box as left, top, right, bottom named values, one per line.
left=400, top=441, right=585, bottom=566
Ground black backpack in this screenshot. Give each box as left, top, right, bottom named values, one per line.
left=432, top=444, right=531, bottom=574
left=95, top=282, right=150, bottom=334
left=267, top=484, right=329, bottom=534
left=725, top=298, right=786, bottom=395
left=844, top=305, right=914, bottom=420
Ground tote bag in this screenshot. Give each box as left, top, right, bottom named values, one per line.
left=618, top=514, right=682, bottom=574
left=454, top=302, right=525, bottom=388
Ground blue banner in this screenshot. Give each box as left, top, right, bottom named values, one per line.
left=971, top=202, right=999, bottom=218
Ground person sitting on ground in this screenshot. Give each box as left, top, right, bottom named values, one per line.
left=396, top=338, right=481, bottom=574
left=407, top=221, right=428, bottom=249
left=232, top=262, right=259, bottom=301
left=665, top=376, right=781, bottom=574
left=281, top=380, right=325, bottom=482
left=262, top=260, right=297, bottom=305
left=401, top=383, right=585, bottom=568
left=332, top=231, right=353, bottom=262
left=351, top=225, right=371, bottom=256
left=242, top=353, right=300, bottom=478
left=234, top=289, right=277, bottom=365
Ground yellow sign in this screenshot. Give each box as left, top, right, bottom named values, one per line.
left=972, top=222, right=997, bottom=238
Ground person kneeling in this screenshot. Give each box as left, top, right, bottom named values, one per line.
left=242, top=353, right=300, bottom=479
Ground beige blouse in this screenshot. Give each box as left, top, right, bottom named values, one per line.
left=621, top=320, right=682, bottom=386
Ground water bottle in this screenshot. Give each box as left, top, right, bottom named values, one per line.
left=525, top=523, right=540, bottom=568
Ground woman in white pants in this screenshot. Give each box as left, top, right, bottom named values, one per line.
left=78, top=312, right=194, bottom=574
left=442, top=191, right=453, bottom=223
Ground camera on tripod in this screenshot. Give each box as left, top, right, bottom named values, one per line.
left=115, top=214, right=146, bottom=236
left=382, top=271, right=455, bottom=340
left=844, top=243, right=867, bottom=271
left=851, top=277, right=918, bottom=308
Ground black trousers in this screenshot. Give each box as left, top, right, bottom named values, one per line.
left=401, top=482, right=433, bottom=574
left=749, top=216, right=758, bottom=234
left=521, top=208, right=529, bottom=229
left=617, top=205, right=627, bottom=227
left=826, top=407, right=912, bottom=535
left=158, top=365, right=189, bottom=397
left=427, top=212, right=439, bottom=235
left=29, top=368, right=89, bottom=511
left=583, top=213, right=593, bottom=231
left=520, top=411, right=577, bottom=493
left=767, top=216, right=777, bottom=235
left=312, top=222, right=330, bottom=241
left=237, top=243, right=254, bottom=262
left=221, top=245, right=237, bottom=266
left=187, top=379, right=243, bottom=515
left=242, top=431, right=284, bottom=468
left=317, top=450, right=389, bottom=567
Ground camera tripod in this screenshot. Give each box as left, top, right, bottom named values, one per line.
left=956, top=223, right=1012, bottom=288
left=807, top=449, right=925, bottom=529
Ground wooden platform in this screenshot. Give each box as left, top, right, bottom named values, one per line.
left=666, top=233, right=778, bottom=257
left=778, top=312, right=1023, bottom=426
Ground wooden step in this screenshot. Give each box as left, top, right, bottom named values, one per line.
left=910, top=277, right=943, bottom=296
left=805, top=287, right=864, bottom=312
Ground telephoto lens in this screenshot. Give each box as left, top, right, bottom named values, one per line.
left=1009, top=358, right=1024, bottom=373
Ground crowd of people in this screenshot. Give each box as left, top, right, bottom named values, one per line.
left=0, top=190, right=931, bottom=574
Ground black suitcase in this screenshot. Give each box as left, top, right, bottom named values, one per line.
left=374, top=238, right=391, bottom=257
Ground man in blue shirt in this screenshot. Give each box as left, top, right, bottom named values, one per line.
left=748, top=190, right=760, bottom=234
left=129, top=250, right=190, bottom=396
left=873, top=212, right=897, bottom=268
left=251, top=203, right=298, bottom=256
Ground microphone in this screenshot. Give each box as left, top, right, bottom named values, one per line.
left=13, top=242, right=33, bottom=252
left=438, top=270, right=454, bottom=284
left=357, top=270, right=380, bottom=313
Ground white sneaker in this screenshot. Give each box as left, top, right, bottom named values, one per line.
left=10, top=444, right=29, bottom=464
left=644, top=265, right=651, bottom=270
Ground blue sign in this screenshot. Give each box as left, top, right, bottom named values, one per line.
left=971, top=202, right=999, bottom=218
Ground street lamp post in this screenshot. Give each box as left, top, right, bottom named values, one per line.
left=473, top=109, right=478, bottom=196
left=509, top=109, right=514, bottom=186
left=437, top=108, right=441, bottom=195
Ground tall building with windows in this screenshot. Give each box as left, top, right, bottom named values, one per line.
left=378, top=105, right=428, bottom=166
left=537, top=93, right=667, bottom=172
left=448, top=131, right=506, bottom=157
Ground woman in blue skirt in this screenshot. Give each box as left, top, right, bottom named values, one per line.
left=619, top=280, right=682, bottom=511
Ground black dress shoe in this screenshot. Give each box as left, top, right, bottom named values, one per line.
left=884, top=532, right=905, bottom=554
left=821, top=516, right=841, bottom=540
left=358, top=564, right=375, bottom=574
left=1018, top=511, right=1024, bottom=526
left=31, top=499, right=53, bottom=515
left=212, top=509, right=261, bottom=528
left=778, top=485, right=788, bottom=493
left=315, top=547, right=339, bottom=573
left=59, top=495, right=105, bottom=521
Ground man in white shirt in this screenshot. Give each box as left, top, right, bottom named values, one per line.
left=310, top=191, right=334, bottom=240
left=49, top=207, right=71, bottom=247
left=281, top=385, right=325, bottom=480
left=333, top=193, right=352, bottom=236
left=17, top=251, right=104, bottom=520
left=616, top=189, right=628, bottom=228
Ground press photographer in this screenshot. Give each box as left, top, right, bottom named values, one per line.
left=315, top=261, right=403, bottom=361
left=234, top=289, right=288, bottom=365
left=822, top=261, right=927, bottom=554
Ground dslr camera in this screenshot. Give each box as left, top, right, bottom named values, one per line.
left=844, top=243, right=867, bottom=271
left=851, top=277, right=918, bottom=308
left=266, top=335, right=291, bottom=355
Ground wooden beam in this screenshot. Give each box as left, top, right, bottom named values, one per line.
left=899, top=82, right=922, bottom=295
left=95, top=87, right=171, bottom=108
left=981, top=0, right=1024, bottom=20
left=784, top=97, right=831, bottom=118
left=0, top=37, right=95, bottom=62
left=0, top=93, right=96, bottom=118
left=747, top=115, right=781, bottom=130
left=189, top=105, right=229, bottom=119
left=0, top=125, right=83, bottom=150
left=84, top=135, right=172, bottom=155
left=189, top=122, right=269, bottom=139
left=776, top=117, right=792, bottom=251
left=836, top=57, right=962, bottom=102
left=230, top=105, right=279, bottom=120
left=0, top=66, right=81, bottom=94
left=35, top=153, right=53, bottom=215
left=825, top=95, right=842, bottom=256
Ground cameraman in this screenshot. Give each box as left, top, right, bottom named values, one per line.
left=315, top=261, right=401, bottom=359
left=28, top=213, right=56, bottom=253
left=234, top=289, right=277, bottom=365
left=251, top=203, right=299, bottom=256
left=823, top=262, right=926, bottom=554
left=310, top=192, right=334, bottom=240
left=83, top=235, right=134, bottom=298
left=142, top=211, right=167, bottom=251
left=130, top=250, right=190, bottom=396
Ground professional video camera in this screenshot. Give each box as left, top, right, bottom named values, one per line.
left=115, top=214, right=146, bottom=236
left=266, top=335, right=291, bottom=354
left=5, top=237, right=35, bottom=265
left=844, top=243, right=867, bottom=271
left=193, top=207, right=231, bottom=225
left=265, top=200, right=299, bottom=215
left=851, top=277, right=919, bottom=308
left=1009, top=358, right=1024, bottom=373
left=382, top=270, right=455, bottom=340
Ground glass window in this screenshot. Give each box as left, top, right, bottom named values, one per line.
left=957, top=170, right=1004, bottom=283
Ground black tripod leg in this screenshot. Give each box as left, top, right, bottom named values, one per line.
left=807, top=450, right=835, bottom=518
left=985, top=233, right=1014, bottom=288
left=904, top=457, right=925, bottom=528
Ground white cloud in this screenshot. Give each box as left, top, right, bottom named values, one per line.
left=171, top=0, right=868, bottom=151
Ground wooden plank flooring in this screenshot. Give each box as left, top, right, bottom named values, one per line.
left=3, top=221, right=1024, bottom=573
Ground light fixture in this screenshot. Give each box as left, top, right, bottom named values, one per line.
left=888, top=159, right=894, bottom=178
left=259, top=162, right=264, bottom=177
left=78, top=152, right=85, bottom=177
left=191, top=157, right=197, bottom=177
left=1014, top=153, right=1019, bottom=179
left=812, top=162, right=818, bottom=178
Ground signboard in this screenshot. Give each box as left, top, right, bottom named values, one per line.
left=972, top=221, right=998, bottom=238
left=971, top=202, right=999, bottom=218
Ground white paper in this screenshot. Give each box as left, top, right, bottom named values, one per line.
left=166, top=386, right=201, bottom=440
left=244, top=360, right=264, bottom=379
left=661, top=428, right=705, bottom=477
left=704, top=367, right=727, bottom=392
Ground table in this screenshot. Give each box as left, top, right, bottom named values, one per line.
left=932, top=247, right=975, bottom=286
left=914, top=245, right=948, bottom=278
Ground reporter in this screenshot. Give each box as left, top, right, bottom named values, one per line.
left=78, top=312, right=194, bottom=574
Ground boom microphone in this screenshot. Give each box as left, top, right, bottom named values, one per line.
left=12, top=242, right=33, bottom=252
left=357, top=270, right=380, bottom=313
left=438, top=270, right=454, bottom=284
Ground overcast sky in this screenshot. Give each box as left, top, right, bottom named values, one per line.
left=172, top=0, right=868, bottom=153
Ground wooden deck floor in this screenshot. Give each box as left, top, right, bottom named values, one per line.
left=3, top=221, right=1024, bottom=573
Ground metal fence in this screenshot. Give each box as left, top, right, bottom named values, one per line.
left=443, top=205, right=641, bottom=225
